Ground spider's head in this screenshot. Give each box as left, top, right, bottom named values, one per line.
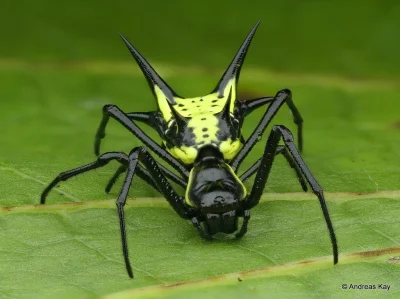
left=186, top=145, right=247, bottom=235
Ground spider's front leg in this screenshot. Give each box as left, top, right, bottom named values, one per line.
left=41, top=152, right=130, bottom=204
left=243, top=124, right=338, bottom=265
left=113, top=146, right=195, bottom=278
left=41, top=147, right=195, bottom=278
left=105, top=159, right=187, bottom=195
left=40, top=153, right=162, bottom=202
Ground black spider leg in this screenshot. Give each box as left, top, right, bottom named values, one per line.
left=94, top=105, right=189, bottom=178
left=125, top=111, right=153, bottom=123
left=41, top=152, right=128, bottom=204
left=241, top=95, right=303, bottom=152
left=106, top=164, right=162, bottom=194
left=191, top=217, right=212, bottom=240
left=124, top=112, right=188, bottom=189
left=106, top=162, right=187, bottom=194
left=231, top=89, right=302, bottom=172
left=98, top=111, right=187, bottom=193
left=239, top=145, right=308, bottom=192
left=244, top=124, right=338, bottom=265
left=114, top=146, right=195, bottom=278
left=235, top=210, right=250, bottom=238
left=41, top=148, right=196, bottom=278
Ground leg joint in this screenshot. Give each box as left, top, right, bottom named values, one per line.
left=56, top=172, right=68, bottom=182
left=277, top=88, right=292, bottom=98
left=313, top=188, right=324, bottom=197
left=272, top=125, right=294, bottom=142
left=128, top=146, right=148, bottom=160
left=98, top=152, right=129, bottom=165
left=102, top=104, right=117, bottom=113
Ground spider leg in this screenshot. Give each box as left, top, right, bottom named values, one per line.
left=105, top=164, right=161, bottom=194
left=235, top=210, right=250, bottom=238
left=94, top=104, right=189, bottom=178
left=114, top=146, right=195, bottom=278
left=242, top=97, right=274, bottom=113
left=41, top=147, right=195, bottom=278
left=125, top=111, right=165, bottom=136
left=106, top=162, right=187, bottom=194
left=242, top=96, right=303, bottom=148
left=191, top=217, right=212, bottom=240
left=232, top=89, right=302, bottom=172
left=125, top=111, right=153, bottom=123
left=239, top=145, right=307, bottom=192
left=40, top=152, right=129, bottom=204
left=97, top=110, right=186, bottom=192
left=245, top=124, right=338, bottom=265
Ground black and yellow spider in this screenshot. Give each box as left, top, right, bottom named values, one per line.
left=41, top=21, right=338, bottom=278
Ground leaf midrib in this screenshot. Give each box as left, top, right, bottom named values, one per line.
left=1, top=190, right=399, bottom=215
left=101, top=247, right=400, bottom=299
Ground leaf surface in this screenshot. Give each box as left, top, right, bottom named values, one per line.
left=0, top=3, right=400, bottom=296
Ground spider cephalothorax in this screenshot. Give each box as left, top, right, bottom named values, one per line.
left=41, top=21, right=338, bottom=279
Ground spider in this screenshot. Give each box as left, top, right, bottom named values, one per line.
left=41, top=20, right=338, bottom=278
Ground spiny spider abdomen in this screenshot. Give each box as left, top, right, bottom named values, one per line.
left=40, top=21, right=338, bottom=278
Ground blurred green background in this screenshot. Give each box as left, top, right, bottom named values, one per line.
left=1, top=0, right=399, bottom=200
left=0, top=1, right=399, bottom=298
left=1, top=0, right=400, bottom=77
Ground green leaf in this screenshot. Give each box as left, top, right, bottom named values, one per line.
left=104, top=247, right=400, bottom=299
left=1, top=1, right=400, bottom=78
left=0, top=195, right=399, bottom=298
left=0, top=63, right=399, bottom=298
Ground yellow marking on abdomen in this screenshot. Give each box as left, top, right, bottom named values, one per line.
left=188, top=114, right=219, bottom=144
left=167, top=146, right=198, bottom=165
left=219, top=138, right=242, bottom=160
